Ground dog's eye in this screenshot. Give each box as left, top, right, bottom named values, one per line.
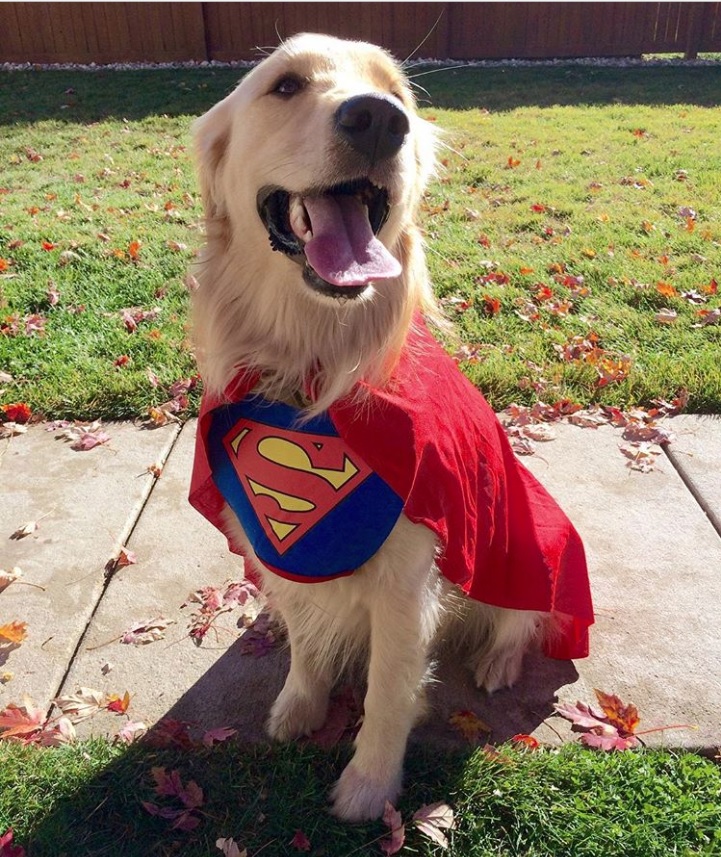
left=272, top=75, right=305, bottom=97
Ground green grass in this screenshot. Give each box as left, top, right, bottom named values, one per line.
left=1, top=739, right=719, bottom=856
left=1, top=65, right=720, bottom=419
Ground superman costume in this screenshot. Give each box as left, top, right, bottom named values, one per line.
left=190, top=316, right=594, bottom=660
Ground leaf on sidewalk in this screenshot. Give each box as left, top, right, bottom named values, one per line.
left=9, top=521, right=38, bottom=540
left=0, top=622, right=27, bottom=645
left=0, top=568, right=22, bottom=593
left=202, top=726, right=237, bottom=748
left=120, top=616, right=172, bottom=645
left=449, top=709, right=490, bottom=743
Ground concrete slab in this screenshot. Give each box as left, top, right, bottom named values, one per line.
left=665, top=414, right=721, bottom=535
left=48, top=418, right=721, bottom=752
left=0, top=422, right=179, bottom=712
left=518, top=422, right=721, bottom=748
left=60, top=420, right=288, bottom=741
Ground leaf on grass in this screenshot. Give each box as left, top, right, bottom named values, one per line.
left=0, top=622, right=27, bottom=645
left=413, top=802, right=455, bottom=849
left=202, top=726, right=237, bottom=748
left=380, top=801, right=405, bottom=855
left=0, top=827, right=26, bottom=857
left=0, top=699, right=46, bottom=741
left=449, top=710, right=490, bottom=743
left=1, top=403, right=32, bottom=424
left=115, top=720, right=147, bottom=744
left=143, top=767, right=204, bottom=831
left=655, top=308, right=678, bottom=324
left=216, top=838, right=247, bottom=857
left=511, top=733, right=540, bottom=750
left=120, top=616, right=172, bottom=645
left=289, top=829, right=312, bottom=851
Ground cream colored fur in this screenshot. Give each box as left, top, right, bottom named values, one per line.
left=193, top=32, right=544, bottom=822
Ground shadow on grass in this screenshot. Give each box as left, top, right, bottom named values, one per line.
left=1, top=65, right=721, bottom=128
left=20, top=635, right=576, bottom=855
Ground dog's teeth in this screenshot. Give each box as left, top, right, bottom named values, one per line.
left=289, top=195, right=312, bottom=243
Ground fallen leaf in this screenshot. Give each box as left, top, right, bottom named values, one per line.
left=289, top=829, right=311, bottom=851
left=115, top=720, right=147, bottom=744
left=143, top=766, right=204, bottom=831
left=380, top=801, right=405, bottom=855
left=1, top=403, right=32, bottom=424
left=511, top=733, right=540, bottom=750
left=202, top=726, right=237, bottom=748
left=144, top=718, right=195, bottom=749
left=413, top=801, right=456, bottom=849
left=0, top=568, right=22, bottom=593
left=105, top=690, right=131, bottom=715
left=0, top=827, right=26, bottom=857
left=0, top=622, right=27, bottom=645
left=120, top=616, right=172, bottom=645
left=620, top=442, right=661, bottom=472
left=594, top=689, right=640, bottom=734
left=216, top=837, right=247, bottom=857
left=307, top=686, right=362, bottom=749
left=655, top=308, right=677, bottom=324
left=9, top=521, right=38, bottom=540
left=0, top=699, right=46, bottom=741
left=449, top=709, right=490, bottom=743
left=53, top=687, right=106, bottom=723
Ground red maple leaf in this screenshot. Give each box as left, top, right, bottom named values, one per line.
left=1, top=403, right=32, bottom=424
left=290, top=829, right=311, bottom=851
left=0, top=828, right=26, bottom=857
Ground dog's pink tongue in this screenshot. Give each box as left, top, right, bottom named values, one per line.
left=303, top=195, right=401, bottom=287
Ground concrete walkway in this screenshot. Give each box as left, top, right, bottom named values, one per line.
left=1, top=415, right=719, bottom=750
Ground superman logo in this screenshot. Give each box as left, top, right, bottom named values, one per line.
left=222, top=418, right=372, bottom=554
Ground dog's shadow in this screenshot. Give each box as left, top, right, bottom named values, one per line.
left=162, top=618, right=578, bottom=748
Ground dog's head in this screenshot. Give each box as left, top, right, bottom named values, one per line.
left=193, top=33, right=438, bottom=408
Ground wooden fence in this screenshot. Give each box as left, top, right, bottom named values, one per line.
left=1, top=3, right=719, bottom=65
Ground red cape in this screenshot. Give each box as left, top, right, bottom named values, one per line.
left=190, top=317, right=593, bottom=660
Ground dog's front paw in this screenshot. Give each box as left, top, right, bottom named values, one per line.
left=329, top=762, right=402, bottom=822
left=267, top=687, right=328, bottom=742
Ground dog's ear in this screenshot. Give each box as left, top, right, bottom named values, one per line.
left=193, top=99, right=232, bottom=221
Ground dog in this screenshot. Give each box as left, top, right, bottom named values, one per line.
left=189, top=32, right=593, bottom=822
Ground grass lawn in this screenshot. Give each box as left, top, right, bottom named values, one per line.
left=0, top=64, right=720, bottom=419
left=1, top=739, right=719, bottom=856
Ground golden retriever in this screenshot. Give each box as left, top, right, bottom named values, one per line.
left=189, top=32, right=592, bottom=822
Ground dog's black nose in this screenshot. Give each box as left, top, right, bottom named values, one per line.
left=335, top=94, right=410, bottom=162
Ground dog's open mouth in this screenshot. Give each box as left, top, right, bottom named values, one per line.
left=257, top=180, right=401, bottom=296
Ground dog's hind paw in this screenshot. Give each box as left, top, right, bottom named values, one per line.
left=267, top=687, right=328, bottom=742
left=474, top=647, right=524, bottom=694
left=329, top=763, right=402, bottom=822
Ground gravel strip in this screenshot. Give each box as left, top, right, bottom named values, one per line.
left=2, top=55, right=720, bottom=73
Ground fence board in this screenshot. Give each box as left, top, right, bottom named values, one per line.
left=1, top=2, right=720, bottom=65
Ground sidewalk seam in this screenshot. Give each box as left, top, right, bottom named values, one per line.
left=663, top=445, right=721, bottom=540
left=49, top=421, right=186, bottom=707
